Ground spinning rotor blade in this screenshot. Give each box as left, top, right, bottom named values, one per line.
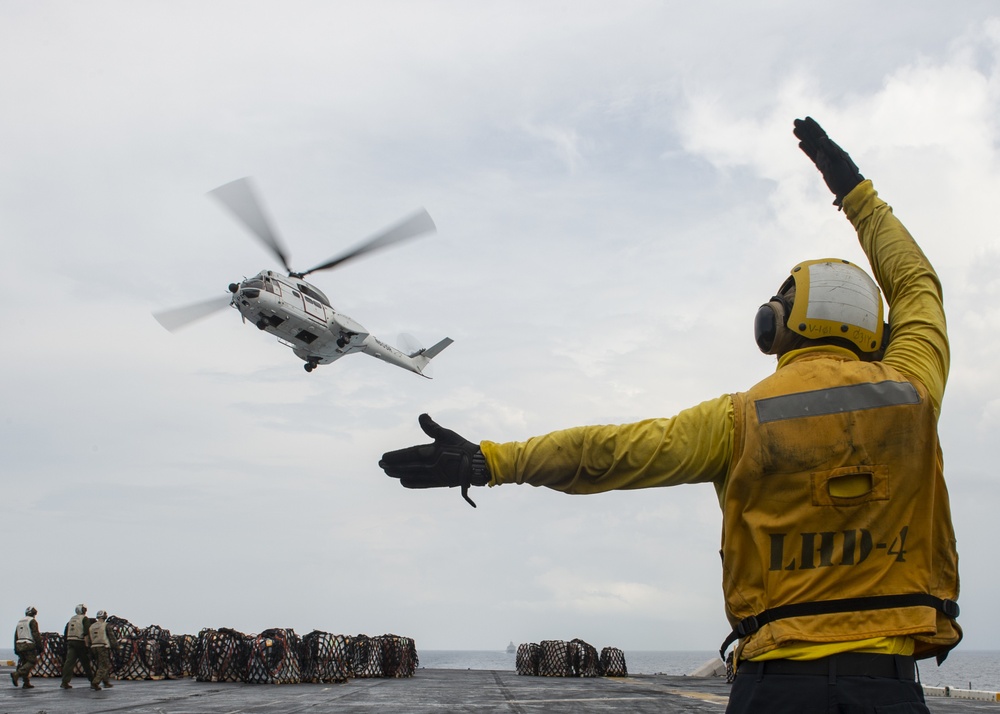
left=298, top=208, right=436, bottom=277
left=153, top=295, right=232, bottom=332
left=208, top=177, right=293, bottom=274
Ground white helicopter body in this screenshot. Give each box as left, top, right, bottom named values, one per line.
left=230, top=269, right=452, bottom=374
left=154, top=177, right=452, bottom=376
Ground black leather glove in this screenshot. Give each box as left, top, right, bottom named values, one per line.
left=379, top=413, right=491, bottom=508
left=793, top=117, right=864, bottom=207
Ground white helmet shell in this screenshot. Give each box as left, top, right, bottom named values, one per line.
left=75, top=604, right=87, bottom=615
left=785, top=259, right=884, bottom=353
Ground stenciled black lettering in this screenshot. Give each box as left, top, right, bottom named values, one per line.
left=769, top=533, right=786, bottom=571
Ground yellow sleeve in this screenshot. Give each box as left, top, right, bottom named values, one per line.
left=480, top=395, right=734, bottom=494
left=842, top=180, right=949, bottom=414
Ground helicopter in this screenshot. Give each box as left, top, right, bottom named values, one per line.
left=153, top=177, right=453, bottom=376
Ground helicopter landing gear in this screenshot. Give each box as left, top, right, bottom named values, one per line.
left=256, top=319, right=268, bottom=330
left=304, top=359, right=319, bottom=373
left=336, top=336, right=347, bottom=348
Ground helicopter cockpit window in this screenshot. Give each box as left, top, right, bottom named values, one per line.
left=263, top=277, right=276, bottom=293
left=297, top=283, right=331, bottom=307
left=243, top=278, right=265, bottom=290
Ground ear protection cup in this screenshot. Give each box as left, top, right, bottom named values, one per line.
left=754, top=301, right=780, bottom=353
left=756, top=261, right=885, bottom=357
left=755, top=283, right=795, bottom=355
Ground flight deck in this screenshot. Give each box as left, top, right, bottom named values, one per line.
left=1, top=667, right=997, bottom=713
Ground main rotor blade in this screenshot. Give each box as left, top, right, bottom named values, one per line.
left=153, top=295, right=232, bottom=332
left=299, top=208, right=436, bottom=277
left=208, top=177, right=293, bottom=274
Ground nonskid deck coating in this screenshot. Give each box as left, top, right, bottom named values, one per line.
left=0, top=667, right=994, bottom=713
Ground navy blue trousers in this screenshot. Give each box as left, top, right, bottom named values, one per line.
left=726, top=658, right=929, bottom=714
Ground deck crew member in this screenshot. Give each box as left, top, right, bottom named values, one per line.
left=379, top=117, right=961, bottom=713
left=88, top=610, right=117, bottom=690
left=12, top=606, right=42, bottom=689
left=60, top=603, right=95, bottom=689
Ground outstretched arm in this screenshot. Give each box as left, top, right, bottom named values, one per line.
left=794, top=116, right=949, bottom=413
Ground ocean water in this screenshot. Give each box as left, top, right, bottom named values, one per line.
left=417, top=649, right=1000, bottom=691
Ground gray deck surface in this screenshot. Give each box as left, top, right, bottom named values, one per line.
left=0, top=667, right=995, bottom=713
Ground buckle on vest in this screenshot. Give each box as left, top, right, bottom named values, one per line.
left=736, top=615, right=760, bottom=637
left=943, top=599, right=960, bottom=619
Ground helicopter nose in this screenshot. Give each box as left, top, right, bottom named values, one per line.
left=229, top=283, right=239, bottom=293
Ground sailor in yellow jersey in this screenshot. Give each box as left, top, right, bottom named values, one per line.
left=380, top=117, right=960, bottom=713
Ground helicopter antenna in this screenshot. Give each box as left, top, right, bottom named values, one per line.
left=208, top=177, right=293, bottom=274
left=296, top=208, right=436, bottom=278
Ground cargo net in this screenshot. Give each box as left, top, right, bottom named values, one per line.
left=29, top=632, right=104, bottom=678
left=196, top=628, right=250, bottom=683
left=348, top=634, right=417, bottom=679
left=376, top=635, right=418, bottom=678
left=168, top=634, right=198, bottom=678
left=515, top=642, right=540, bottom=676
left=515, top=640, right=626, bottom=678
left=300, top=631, right=351, bottom=683
left=245, top=629, right=302, bottom=684
left=31, top=633, right=66, bottom=678
left=25, top=614, right=416, bottom=685
left=600, top=647, right=628, bottom=677
left=110, top=620, right=173, bottom=680
left=570, top=638, right=600, bottom=677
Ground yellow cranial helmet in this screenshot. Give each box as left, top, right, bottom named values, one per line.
left=755, top=259, right=885, bottom=355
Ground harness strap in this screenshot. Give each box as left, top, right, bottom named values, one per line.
left=719, top=593, right=959, bottom=660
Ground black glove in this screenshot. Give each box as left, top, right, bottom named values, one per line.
left=793, top=117, right=864, bottom=207
left=379, top=413, right=490, bottom=508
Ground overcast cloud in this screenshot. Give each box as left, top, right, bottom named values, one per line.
left=2, top=1, right=999, bottom=654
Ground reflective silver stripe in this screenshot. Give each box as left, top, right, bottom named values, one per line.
left=755, top=381, right=920, bottom=423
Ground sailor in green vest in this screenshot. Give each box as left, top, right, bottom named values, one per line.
left=12, top=606, right=42, bottom=689
left=379, top=117, right=960, bottom=713
left=88, top=610, right=118, bottom=690
left=60, top=603, right=95, bottom=689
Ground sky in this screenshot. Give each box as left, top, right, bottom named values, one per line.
left=2, top=1, right=999, bottom=657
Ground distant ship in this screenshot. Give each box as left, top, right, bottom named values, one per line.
left=506, top=641, right=516, bottom=653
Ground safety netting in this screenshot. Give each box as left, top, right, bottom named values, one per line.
left=599, top=647, right=628, bottom=677
left=515, top=640, right=626, bottom=677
